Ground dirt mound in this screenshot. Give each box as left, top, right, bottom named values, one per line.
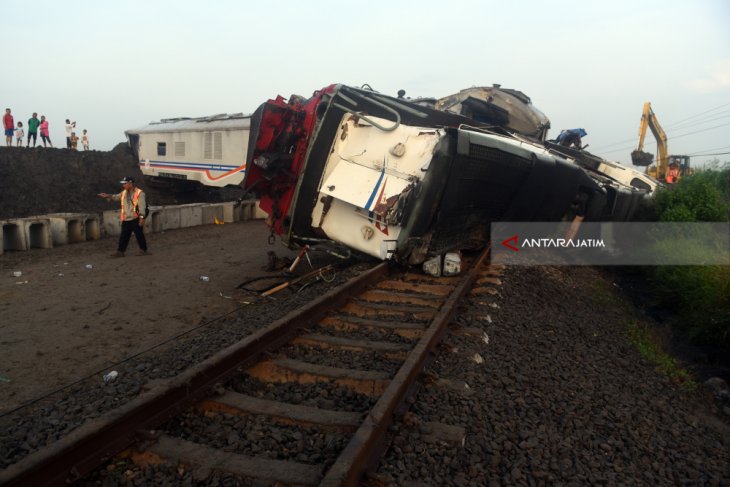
left=0, top=143, right=245, bottom=219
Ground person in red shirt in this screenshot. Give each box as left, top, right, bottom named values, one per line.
left=3, top=108, right=14, bottom=147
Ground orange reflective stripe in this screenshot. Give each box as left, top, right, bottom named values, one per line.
left=120, top=188, right=142, bottom=221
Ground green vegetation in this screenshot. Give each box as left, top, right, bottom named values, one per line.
left=626, top=320, right=695, bottom=387
left=647, top=168, right=730, bottom=349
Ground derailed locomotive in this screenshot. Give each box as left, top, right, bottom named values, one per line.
left=243, top=84, right=648, bottom=265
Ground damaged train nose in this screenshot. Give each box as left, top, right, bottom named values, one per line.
left=242, top=84, right=649, bottom=266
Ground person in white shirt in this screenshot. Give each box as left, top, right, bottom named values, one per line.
left=81, top=129, right=90, bottom=150
left=65, top=119, right=76, bottom=149
left=15, top=121, right=24, bottom=147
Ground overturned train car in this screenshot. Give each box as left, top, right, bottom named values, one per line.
left=243, top=84, right=645, bottom=265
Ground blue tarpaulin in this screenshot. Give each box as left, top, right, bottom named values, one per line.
left=556, top=128, right=587, bottom=144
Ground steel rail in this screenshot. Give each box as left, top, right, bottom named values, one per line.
left=320, top=245, right=492, bottom=486
left=0, top=262, right=390, bottom=487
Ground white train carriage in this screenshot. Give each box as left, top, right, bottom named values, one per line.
left=125, top=113, right=251, bottom=187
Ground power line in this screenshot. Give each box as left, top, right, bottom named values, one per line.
left=668, top=111, right=730, bottom=131
left=692, top=152, right=730, bottom=157
left=591, top=102, right=730, bottom=152
left=685, top=145, right=730, bottom=156
left=663, top=102, right=730, bottom=129
left=599, top=121, right=730, bottom=155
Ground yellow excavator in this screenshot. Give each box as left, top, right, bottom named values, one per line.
left=631, top=102, right=691, bottom=183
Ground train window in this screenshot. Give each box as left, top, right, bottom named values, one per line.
left=157, top=142, right=166, bottom=156
left=174, top=141, right=185, bottom=157
left=630, top=177, right=651, bottom=191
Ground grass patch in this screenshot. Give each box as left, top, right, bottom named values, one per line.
left=626, top=320, right=696, bottom=388
left=644, top=168, right=730, bottom=351
left=589, top=278, right=620, bottom=308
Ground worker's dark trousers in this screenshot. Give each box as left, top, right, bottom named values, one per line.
left=118, top=219, right=147, bottom=252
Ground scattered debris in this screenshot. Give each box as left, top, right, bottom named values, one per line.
left=199, top=276, right=210, bottom=282
left=103, top=371, right=119, bottom=384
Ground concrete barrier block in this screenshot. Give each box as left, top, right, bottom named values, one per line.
left=220, top=201, right=240, bottom=223
left=46, top=213, right=86, bottom=245
left=161, top=206, right=181, bottom=231
left=179, top=204, right=203, bottom=228
left=102, top=210, right=121, bottom=237
left=147, top=206, right=163, bottom=234
left=253, top=201, right=268, bottom=220
left=2, top=219, right=28, bottom=251
left=84, top=214, right=101, bottom=241
left=202, top=204, right=225, bottom=225
left=0, top=219, right=28, bottom=251
left=23, top=218, right=53, bottom=249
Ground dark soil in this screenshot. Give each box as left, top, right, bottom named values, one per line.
left=606, top=266, right=730, bottom=384
left=0, top=144, right=244, bottom=219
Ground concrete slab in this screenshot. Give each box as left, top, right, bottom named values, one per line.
left=147, top=206, right=163, bottom=234
left=202, top=204, right=224, bottom=225
left=23, top=218, right=53, bottom=249
left=102, top=210, right=121, bottom=237
left=239, top=200, right=259, bottom=221
left=2, top=220, right=28, bottom=252
left=161, top=206, right=181, bottom=231
left=84, top=215, right=101, bottom=241
left=220, top=201, right=241, bottom=223
left=179, top=204, right=203, bottom=228
left=46, top=213, right=87, bottom=245
left=253, top=202, right=268, bottom=220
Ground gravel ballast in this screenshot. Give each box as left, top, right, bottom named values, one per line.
left=374, top=265, right=730, bottom=486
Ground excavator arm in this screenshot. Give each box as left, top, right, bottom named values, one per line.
left=631, top=102, right=669, bottom=178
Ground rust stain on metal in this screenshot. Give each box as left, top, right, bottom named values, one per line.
left=376, top=280, right=452, bottom=296
left=246, top=359, right=390, bottom=397
left=476, top=276, right=502, bottom=286
left=292, top=334, right=409, bottom=361
left=341, top=301, right=435, bottom=321
left=127, top=449, right=167, bottom=468
left=358, top=289, right=441, bottom=308
left=469, top=286, right=499, bottom=296
left=318, top=316, right=425, bottom=339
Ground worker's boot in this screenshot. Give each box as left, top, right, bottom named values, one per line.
left=110, top=251, right=124, bottom=258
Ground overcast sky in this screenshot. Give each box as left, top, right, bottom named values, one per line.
left=3, top=0, right=729, bottom=167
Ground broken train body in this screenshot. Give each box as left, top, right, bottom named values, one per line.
left=243, top=84, right=647, bottom=265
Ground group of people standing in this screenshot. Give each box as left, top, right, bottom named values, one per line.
left=3, top=108, right=89, bottom=150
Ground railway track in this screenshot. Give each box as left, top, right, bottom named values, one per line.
left=1, top=246, right=504, bottom=486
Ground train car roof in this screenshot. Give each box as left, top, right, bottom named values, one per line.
left=125, top=113, right=252, bottom=134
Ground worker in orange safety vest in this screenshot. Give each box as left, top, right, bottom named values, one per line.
left=665, top=163, right=680, bottom=184
left=97, top=176, right=149, bottom=257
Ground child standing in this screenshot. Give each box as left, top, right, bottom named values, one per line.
left=70, top=132, right=79, bottom=150
left=81, top=129, right=89, bottom=150
left=15, top=121, right=24, bottom=147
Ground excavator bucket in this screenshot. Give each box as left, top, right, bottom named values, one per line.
left=631, top=150, right=653, bottom=166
